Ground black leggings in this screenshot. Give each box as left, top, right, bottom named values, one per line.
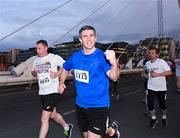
left=147, top=90, right=167, bottom=111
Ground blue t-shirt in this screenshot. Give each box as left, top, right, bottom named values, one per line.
left=63, top=48, right=111, bottom=108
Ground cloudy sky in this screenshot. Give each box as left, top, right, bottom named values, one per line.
left=0, top=0, right=180, bottom=51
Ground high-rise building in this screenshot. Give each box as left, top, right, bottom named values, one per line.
left=10, top=49, right=21, bottom=64
left=16, top=48, right=36, bottom=64
left=0, top=49, right=21, bottom=71
left=0, top=52, right=7, bottom=71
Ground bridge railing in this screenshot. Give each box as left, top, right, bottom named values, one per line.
left=0, top=68, right=143, bottom=87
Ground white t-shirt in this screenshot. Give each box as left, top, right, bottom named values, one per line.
left=32, top=53, right=65, bottom=95
left=136, top=59, right=144, bottom=68
left=145, top=58, right=171, bottom=91
left=174, top=58, right=180, bottom=76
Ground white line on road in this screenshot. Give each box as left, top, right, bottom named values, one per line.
left=63, top=109, right=76, bottom=115
left=123, top=89, right=142, bottom=96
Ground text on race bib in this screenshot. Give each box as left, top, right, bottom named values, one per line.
left=74, top=69, right=89, bottom=83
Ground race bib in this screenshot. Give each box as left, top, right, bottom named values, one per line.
left=38, top=73, right=51, bottom=87
left=74, top=69, right=89, bottom=83
left=37, top=64, right=52, bottom=87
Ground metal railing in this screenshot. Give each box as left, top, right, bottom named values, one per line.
left=0, top=68, right=143, bottom=87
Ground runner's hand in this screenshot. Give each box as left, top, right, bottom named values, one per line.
left=104, top=50, right=117, bottom=66
left=50, top=71, right=58, bottom=78
left=58, top=83, right=66, bottom=94
left=31, top=66, right=38, bottom=76
left=150, top=71, right=159, bottom=77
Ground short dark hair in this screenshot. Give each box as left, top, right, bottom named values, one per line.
left=36, top=39, right=48, bottom=47
left=149, top=46, right=160, bottom=54
left=79, top=25, right=96, bottom=37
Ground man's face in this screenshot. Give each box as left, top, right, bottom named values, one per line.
left=36, top=43, right=48, bottom=57
left=148, top=49, right=158, bottom=60
left=79, top=29, right=96, bottom=50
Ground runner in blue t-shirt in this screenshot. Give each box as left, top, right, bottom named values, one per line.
left=59, top=25, right=121, bottom=138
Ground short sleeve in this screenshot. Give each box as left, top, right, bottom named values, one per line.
left=54, top=54, right=65, bottom=67
left=161, top=59, right=171, bottom=71
left=63, top=55, right=73, bottom=71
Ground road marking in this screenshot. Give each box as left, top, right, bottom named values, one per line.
left=63, top=109, right=76, bottom=115
left=123, top=89, right=142, bottom=96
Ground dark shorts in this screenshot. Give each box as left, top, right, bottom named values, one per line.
left=76, top=105, right=109, bottom=136
left=40, top=93, right=59, bottom=112
left=147, top=90, right=167, bottom=111
left=143, top=79, right=148, bottom=90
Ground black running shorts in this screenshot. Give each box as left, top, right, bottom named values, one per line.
left=147, top=90, right=167, bottom=111
left=40, top=93, right=59, bottom=112
left=76, top=105, right=109, bottom=136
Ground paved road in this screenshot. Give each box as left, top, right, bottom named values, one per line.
left=0, top=75, right=179, bottom=138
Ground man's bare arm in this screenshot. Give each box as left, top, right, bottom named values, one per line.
left=58, top=68, right=68, bottom=94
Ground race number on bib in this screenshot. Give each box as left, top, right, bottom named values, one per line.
left=38, top=73, right=51, bottom=87
left=74, top=69, right=89, bottom=83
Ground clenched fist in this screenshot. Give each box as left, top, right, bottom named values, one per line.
left=104, top=50, right=117, bottom=66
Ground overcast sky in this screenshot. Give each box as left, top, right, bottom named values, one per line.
left=0, top=0, right=180, bottom=52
